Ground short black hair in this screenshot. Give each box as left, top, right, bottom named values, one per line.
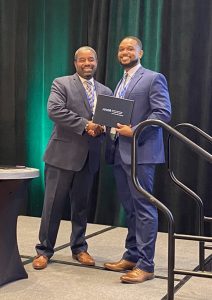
left=74, top=46, right=97, bottom=61
left=120, top=36, right=142, bottom=50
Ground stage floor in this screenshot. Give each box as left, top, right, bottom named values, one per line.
left=0, top=216, right=211, bottom=300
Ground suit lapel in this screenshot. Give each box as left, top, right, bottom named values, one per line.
left=124, top=66, right=145, bottom=99
left=94, top=80, right=100, bottom=96
left=114, top=79, right=123, bottom=96
left=72, top=73, right=91, bottom=113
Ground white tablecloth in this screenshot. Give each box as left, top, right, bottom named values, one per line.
left=0, top=167, right=39, bottom=179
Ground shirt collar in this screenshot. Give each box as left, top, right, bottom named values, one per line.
left=124, top=63, right=141, bottom=78
left=78, top=74, right=94, bottom=85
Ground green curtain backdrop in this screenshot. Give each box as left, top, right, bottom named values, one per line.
left=1, top=0, right=212, bottom=235
left=26, top=0, right=73, bottom=214
left=0, top=0, right=28, bottom=165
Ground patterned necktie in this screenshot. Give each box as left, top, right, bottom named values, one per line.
left=118, top=73, right=128, bottom=98
left=110, top=74, right=129, bottom=139
left=84, top=80, right=94, bottom=111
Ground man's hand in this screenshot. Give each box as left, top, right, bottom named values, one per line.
left=115, top=123, right=133, bottom=137
left=85, top=121, right=104, bottom=137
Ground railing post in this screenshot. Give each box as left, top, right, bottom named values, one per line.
left=169, top=122, right=212, bottom=271
left=132, top=123, right=176, bottom=300
left=131, top=119, right=212, bottom=299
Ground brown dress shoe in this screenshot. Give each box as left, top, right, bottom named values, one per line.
left=72, top=251, right=95, bottom=266
left=32, top=255, right=49, bottom=270
left=104, top=259, right=136, bottom=271
left=120, top=268, right=154, bottom=283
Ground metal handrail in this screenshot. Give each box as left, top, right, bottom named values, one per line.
left=131, top=119, right=212, bottom=300
left=168, top=122, right=212, bottom=270
left=174, top=123, right=212, bottom=142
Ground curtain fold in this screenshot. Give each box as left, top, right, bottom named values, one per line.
left=0, top=0, right=28, bottom=165
left=158, top=0, right=212, bottom=234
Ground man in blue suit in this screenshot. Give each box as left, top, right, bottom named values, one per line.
left=32, top=46, right=112, bottom=270
left=104, top=36, right=171, bottom=283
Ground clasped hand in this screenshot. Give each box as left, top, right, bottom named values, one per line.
left=86, top=122, right=133, bottom=137
left=86, top=121, right=104, bottom=137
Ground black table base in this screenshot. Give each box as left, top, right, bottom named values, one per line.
left=0, top=180, right=28, bottom=286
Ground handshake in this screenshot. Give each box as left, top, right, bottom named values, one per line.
left=85, top=121, right=104, bottom=137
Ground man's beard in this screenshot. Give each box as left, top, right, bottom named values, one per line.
left=120, top=58, right=139, bottom=69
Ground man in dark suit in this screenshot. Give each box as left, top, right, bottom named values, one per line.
left=104, top=37, right=171, bottom=283
left=32, top=46, right=112, bottom=269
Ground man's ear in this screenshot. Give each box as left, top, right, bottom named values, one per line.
left=139, top=50, right=144, bottom=59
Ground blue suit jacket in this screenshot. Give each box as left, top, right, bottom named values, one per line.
left=44, top=73, right=112, bottom=172
left=106, top=66, right=171, bottom=165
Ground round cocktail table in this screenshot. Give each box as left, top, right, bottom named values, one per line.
left=0, top=167, right=39, bottom=286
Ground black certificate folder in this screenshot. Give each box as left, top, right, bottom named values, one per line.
left=93, top=94, right=134, bottom=128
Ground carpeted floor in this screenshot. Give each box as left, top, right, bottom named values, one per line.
left=0, top=216, right=211, bottom=300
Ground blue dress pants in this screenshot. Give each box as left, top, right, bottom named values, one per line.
left=114, top=144, right=158, bottom=273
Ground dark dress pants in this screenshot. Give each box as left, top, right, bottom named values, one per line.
left=36, top=160, right=93, bottom=258
left=114, top=144, right=158, bottom=273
